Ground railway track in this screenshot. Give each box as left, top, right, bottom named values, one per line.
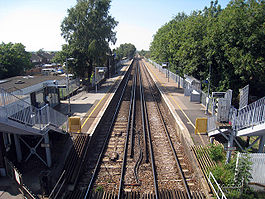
left=51, top=58, right=206, bottom=198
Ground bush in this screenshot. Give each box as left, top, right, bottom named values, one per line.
left=95, top=186, right=104, bottom=192
left=208, top=144, right=225, bottom=162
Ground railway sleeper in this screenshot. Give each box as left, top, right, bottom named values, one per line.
left=87, top=189, right=205, bottom=199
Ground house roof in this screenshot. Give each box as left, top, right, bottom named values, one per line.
left=38, top=52, right=55, bottom=60
left=0, top=75, right=65, bottom=93
left=31, top=53, right=42, bottom=62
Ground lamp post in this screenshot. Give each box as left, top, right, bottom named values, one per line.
left=66, top=58, right=74, bottom=116
left=205, top=64, right=211, bottom=115
left=167, top=63, right=169, bottom=82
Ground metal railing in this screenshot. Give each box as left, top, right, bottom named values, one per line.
left=147, top=59, right=265, bottom=134
left=208, top=172, right=227, bottom=199
left=5, top=157, right=38, bottom=199
left=235, top=96, right=265, bottom=131
left=0, top=88, right=67, bottom=133
left=58, top=78, right=80, bottom=99
left=207, top=115, right=217, bottom=132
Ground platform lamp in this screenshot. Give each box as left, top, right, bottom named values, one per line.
left=66, top=57, right=74, bottom=116
left=205, top=64, right=211, bottom=115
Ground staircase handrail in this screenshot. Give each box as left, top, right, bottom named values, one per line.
left=235, top=96, right=265, bottom=131
left=0, top=88, right=68, bottom=133
left=0, top=88, right=31, bottom=107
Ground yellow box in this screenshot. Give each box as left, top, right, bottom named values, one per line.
left=195, top=118, right=207, bottom=134
left=69, top=116, right=81, bottom=133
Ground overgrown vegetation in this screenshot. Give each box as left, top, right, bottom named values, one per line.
left=208, top=144, right=225, bottom=162
left=95, top=185, right=104, bottom=192
left=208, top=144, right=263, bottom=198
left=150, top=0, right=265, bottom=100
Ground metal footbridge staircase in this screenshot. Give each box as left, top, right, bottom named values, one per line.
left=231, top=96, right=265, bottom=137
left=208, top=96, right=265, bottom=154
left=0, top=88, right=68, bottom=136
left=208, top=96, right=265, bottom=137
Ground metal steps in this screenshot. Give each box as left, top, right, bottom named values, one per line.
left=0, top=88, right=68, bottom=135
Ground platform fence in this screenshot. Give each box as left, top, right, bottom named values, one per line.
left=4, top=157, right=38, bottom=199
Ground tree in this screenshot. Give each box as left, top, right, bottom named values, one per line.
left=114, top=43, right=136, bottom=60
left=0, top=42, right=32, bottom=79
left=61, top=0, right=118, bottom=85
left=150, top=0, right=265, bottom=101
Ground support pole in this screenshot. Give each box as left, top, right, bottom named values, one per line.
left=226, top=129, right=234, bottom=164
left=258, top=136, right=265, bottom=153
left=205, top=64, right=211, bottom=115
left=14, top=134, right=22, bottom=163
left=44, top=133, right=52, bottom=167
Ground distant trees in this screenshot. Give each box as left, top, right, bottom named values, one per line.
left=60, top=0, right=117, bottom=85
left=0, top=42, right=31, bottom=79
left=150, top=0, right=265, bottom=98
left=114, top=43, right=136, bottom=60
left=139, top=50, right=151, bottom=58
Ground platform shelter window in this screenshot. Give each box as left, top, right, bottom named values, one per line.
left=35, top=89, right=45, bottom=108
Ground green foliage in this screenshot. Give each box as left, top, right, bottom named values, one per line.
left=60, top=0, right=117, bottom=84
left=0, top=42, right=32, bottom=79
left=114, top=43, right=136, bottom=60
left=95, top=185, right=104, bottom=192
left=211, top=155, right=236, bottom=185
left=150, top=0, right=265, bottom=99
left=209, top=151, right=258, bottom=198
left=208, top=144, right=225, bottom=162
left=138, top=50, right=150, bottom=58
left=234, top=153, right=253, bottom=189
left=51, top=44, right=71, bottom=64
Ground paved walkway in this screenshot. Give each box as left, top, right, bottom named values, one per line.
left=143, top=59, right=210, bottom=146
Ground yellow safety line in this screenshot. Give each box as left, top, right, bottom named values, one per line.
left=80, top=67, right=127, bottom=130
left=143, top=61, right=206, bottom=146
left=81, top=94, right=107, bottom=129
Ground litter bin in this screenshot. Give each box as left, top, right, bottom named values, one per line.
left=190, top=90, right=201, bottom=102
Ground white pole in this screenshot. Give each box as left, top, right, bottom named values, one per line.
left=66, top=59, right=71, bottom=116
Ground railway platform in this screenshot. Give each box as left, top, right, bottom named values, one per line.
left=57, top=60, right=132, bottom=134
left=142, top=59, right=210, bottom=146
left=0, top=61, right=132, bottom=198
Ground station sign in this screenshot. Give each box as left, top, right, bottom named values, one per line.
left=224, top=146, right=236, bottom=151
left=212, top=92, right=226, bottom=98
left=162, top=62, right=168, bottom=68
left=57, top=85, right=67, bottom=88
left=41, top=143, right=50, bottom=148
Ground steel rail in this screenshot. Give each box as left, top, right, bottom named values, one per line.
left=130, top=63, right=137, bottom=158
left=141, top=61, right=192, bottom=199
left=139, top=60, right=159, bottom=199
left=118, top=62, right=137, bottom=198
left=133, top=130, right=143, bottom=184
left=83, top=60, right=134, bottom=199
left=139, top=62, right=149, bottom=164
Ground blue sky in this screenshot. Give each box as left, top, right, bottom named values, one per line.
left=0, top=0, right=230, bottom=51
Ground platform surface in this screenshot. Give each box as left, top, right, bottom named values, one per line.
left=57, top=61, right=132, bottom=134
